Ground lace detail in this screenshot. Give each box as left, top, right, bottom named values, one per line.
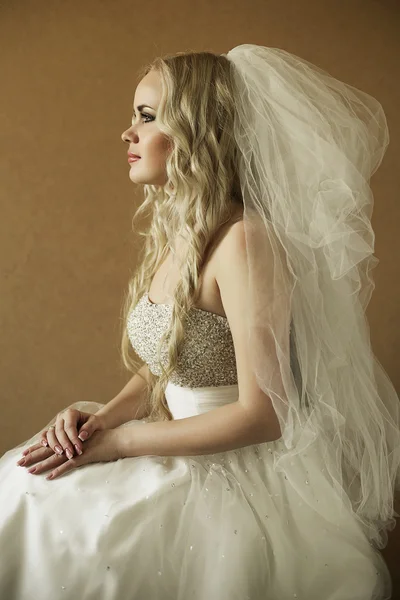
left=127, top=293, right=238, bottom=388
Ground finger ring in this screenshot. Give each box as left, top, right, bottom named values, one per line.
left=48, top=425, right=55, bottom=430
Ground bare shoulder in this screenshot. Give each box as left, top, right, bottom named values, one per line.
left=209, top=205, right=244, bottom=256
left=213, top=217, right=246, bottom=280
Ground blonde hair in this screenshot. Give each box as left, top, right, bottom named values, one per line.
left=120, top=50, right=243, bottom=422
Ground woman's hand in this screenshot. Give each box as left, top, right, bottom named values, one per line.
left=19, top=409, right=107, bottom=462
left=17, top=429, right=124, bottom=480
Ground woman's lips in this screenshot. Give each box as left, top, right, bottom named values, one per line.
left=128, top=157, right=141, bottom=163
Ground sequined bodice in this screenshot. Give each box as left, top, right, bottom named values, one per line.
left=127, top=292, right=238, bottom=388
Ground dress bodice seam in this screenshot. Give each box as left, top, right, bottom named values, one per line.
left=145, top=291, right=228, bottom=322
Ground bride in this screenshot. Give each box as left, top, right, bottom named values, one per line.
left=1, top=44, right=399, bottom=600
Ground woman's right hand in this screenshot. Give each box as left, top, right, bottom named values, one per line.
left=20, top=409, right=107, bottom=460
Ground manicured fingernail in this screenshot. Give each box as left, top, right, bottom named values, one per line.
left=74, top=444, right=82, bottom=455
left=41, top=440, right=48, bottom=447
left=55, top=445, right=63, bottom=455
left=28, top=467, right=36, bottom=474
left=78, top=431, right=88, bottom=441
left=17, top=458, right=26, bottom=466
left=22, top=449, right=29, bottom=456
left=46, top=473, right=54, bottom=480
left=65, top=449, right=73, bottom=460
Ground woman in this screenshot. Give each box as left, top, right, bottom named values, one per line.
left=1, top=45, right=399, bottom=600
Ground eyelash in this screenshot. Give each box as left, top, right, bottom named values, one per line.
left=132, top=112, right=154, bottom=125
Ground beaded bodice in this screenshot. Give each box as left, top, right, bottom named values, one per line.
left=127, top=292, right=238, bottom=388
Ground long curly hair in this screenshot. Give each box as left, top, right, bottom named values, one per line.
left=120, top=50, right=243, bottom=422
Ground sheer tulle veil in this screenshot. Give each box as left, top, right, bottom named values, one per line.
left=222, top=43, right=400, bottom=549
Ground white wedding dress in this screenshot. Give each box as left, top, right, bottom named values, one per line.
left=0, top=292, right=393, bottom=599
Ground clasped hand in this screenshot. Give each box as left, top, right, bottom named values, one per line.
left=17, top=428, right=124, bottom=481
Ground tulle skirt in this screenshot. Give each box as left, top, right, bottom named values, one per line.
left=0, top=381, right=392, bottom=600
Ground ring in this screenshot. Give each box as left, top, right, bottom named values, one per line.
left=48, top=425, right=55, bottom=430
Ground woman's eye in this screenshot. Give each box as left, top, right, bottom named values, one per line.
left=133, top=112, right=153, bottom=124
left=141, top=112, right=154, bottom=123
left=132, top=113, right=155, bottom=126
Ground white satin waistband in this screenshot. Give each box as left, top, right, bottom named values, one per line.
left=165, top=382, right=239, bottom=419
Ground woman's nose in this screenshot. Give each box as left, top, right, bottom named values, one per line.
left=121, top=129, right=130, bottom=142
left=121, top=126, right=139, bottom=143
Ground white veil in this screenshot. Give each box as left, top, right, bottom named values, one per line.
left=222, top=44, right=400, bottom=549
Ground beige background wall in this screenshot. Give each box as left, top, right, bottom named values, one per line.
left=1, top=0, right=399, bottom=593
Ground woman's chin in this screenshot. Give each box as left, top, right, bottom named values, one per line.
left=127, top=167, right=168, bottom=187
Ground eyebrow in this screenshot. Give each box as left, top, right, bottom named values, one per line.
left=132, top=104, right=154, bottom=113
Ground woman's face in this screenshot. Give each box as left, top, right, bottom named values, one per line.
left=121, top=69, right=172, bottom=186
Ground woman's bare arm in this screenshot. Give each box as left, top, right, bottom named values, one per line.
left=96, top=364, right=151, bottom=429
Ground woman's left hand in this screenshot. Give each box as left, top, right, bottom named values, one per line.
left=19, top=429, right=124, bottom=480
